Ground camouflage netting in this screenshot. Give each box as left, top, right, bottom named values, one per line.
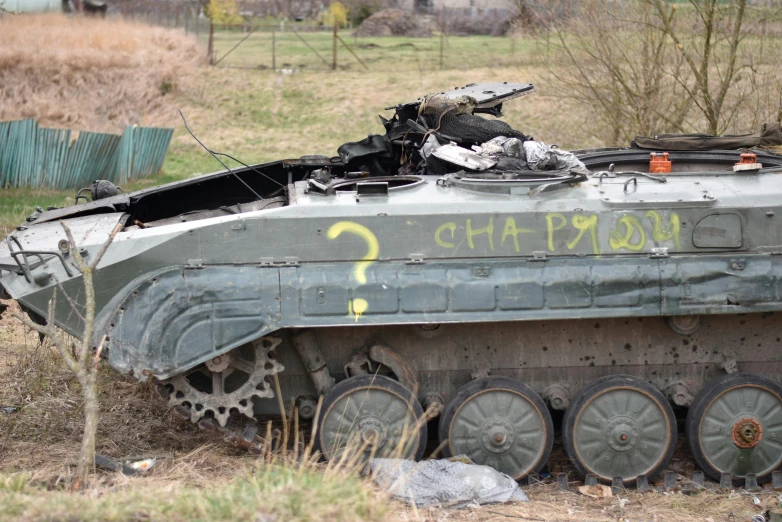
left=420, top=94, right=530, bottom=145
left=353, top=9, right=432, bottom=37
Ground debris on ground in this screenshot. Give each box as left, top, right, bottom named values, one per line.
left=129, top=458, right=157, bottom=472
left=367, top=457, right=528, bottom=507
left=1, top=405, right=19, bottom=414
left=353, top=9, right=432, bottom=38
left=578, top=484, right=613, bottom=498
left=94, top=455, right=138, bottom=476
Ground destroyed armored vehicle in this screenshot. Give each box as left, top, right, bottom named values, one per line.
left=4, top=83, right=782, bottom=487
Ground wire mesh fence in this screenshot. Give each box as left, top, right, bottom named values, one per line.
left=194, top=22, right=528, bottom=71
left=110, top=0, right=532, bottom=72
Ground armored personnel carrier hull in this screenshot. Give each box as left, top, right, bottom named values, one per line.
left=3, top=83, right=782, bottom=486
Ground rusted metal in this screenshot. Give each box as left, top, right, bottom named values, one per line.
left=734, top=153, right=763, bottom=172
left=291, top=329, right=334, bottom=395
left=163, top=337, right=283, bottom=427
left=369, top=344, right=418, bottom=392
left=732, top=418, right=763, bottom=449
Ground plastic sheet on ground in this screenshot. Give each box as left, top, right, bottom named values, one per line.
left=367, top=457, right=529, bottom=508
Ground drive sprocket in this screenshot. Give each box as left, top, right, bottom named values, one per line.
left=163, top=336, right=284, bottom=427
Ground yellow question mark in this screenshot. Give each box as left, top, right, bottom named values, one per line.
left=327, top=221, right=379, bottom=321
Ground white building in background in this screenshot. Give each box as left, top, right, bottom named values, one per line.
left=0, top=0, right=61, bottom=13
left=388, top=0, right=513, bottom=14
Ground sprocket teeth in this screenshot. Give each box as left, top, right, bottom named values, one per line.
left=160, top=336, right=285, bottom=428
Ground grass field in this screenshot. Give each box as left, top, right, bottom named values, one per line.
left=0, top=26, right=592, bottom=233
left=205, top=26, right=536, bottom=71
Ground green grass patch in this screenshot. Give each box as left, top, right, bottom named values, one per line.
left=0, top=467, right=385, bottom=522
left=204, top=29, right=536, bottom=71
left=0, top=188, right=75, bottom=234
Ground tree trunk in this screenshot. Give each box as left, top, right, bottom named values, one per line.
left=72, top=368, right=99, bottom=491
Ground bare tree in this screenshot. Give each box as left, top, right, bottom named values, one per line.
left=538, top=0, right=782, bottom=144
left=13, top=221, right=122, bottom=490
left=272, top=0, right=323, bottom=20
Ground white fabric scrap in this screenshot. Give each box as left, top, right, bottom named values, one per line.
left=367, top=457, right=529, bottom=508
left=474, top=136, right=524, bottom=158
left=523, top=140, right=589, bottom=174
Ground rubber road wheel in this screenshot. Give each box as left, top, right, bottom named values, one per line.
left=439, top=376, right=554, bottom=481
left=316, top=374, right=427, bottom=462
left=686, top=372, right=782, bottom=484
left=563, top=375, right=677, bottom=486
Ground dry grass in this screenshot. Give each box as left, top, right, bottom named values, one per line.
left=2, top=300, right=776, bottom=522
left=0, top=302, right=231, bottom=485
left=402, top=485, right=778, bottom=522
left=0, top=14, right=204, bottom=133
left=0, top=301, right=386, bottom=521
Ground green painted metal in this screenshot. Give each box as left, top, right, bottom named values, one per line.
left=319, top=376, right=423, bottom=461
left=699, top=384, right=782, bottom=478
left=573, top=386, right=671, bottom=480
left=0, top=119, right=173, bottom=190
left=448, top=387, right=547, bottom=479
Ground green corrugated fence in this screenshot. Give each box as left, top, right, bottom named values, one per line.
left=0, top=119, right=173, bottom=189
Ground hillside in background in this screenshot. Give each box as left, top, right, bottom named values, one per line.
left=0, top=14, right=203, bottom=133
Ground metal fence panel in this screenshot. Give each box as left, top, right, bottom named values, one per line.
left=0, top=120, right=173, bottom=190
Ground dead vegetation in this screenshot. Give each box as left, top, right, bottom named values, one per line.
left=0, top=301, right=221, bottom=485
left=353, top=9, right=431, bottom=37
left=0, top=14, right=203, bottom=133
left=1, top=302, right=776, bottom=522
left=537, top=0, right=782, bottom=145
left=0, top=302, right=386, bottom=521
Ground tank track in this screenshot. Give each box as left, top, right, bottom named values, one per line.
left=157, top=379, right=782, bottom=496
left=157, top=336, right=285, bottom=453
left=541, top=468, right=782, bottom=494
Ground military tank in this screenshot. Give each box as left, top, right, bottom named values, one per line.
left=3, top=82, right=782, bottom=487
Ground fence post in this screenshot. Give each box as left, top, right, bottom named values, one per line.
left=272, top=29, right=276, bottom=70
left=332, top=22, right=338, bottom=70
left=208, top=20, right=214, bottom=65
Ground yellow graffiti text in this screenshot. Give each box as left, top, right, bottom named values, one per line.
left=466, top=218, right=494, bottom=251
left=349, top=298, right=368, bottom=322
left=546, top=213, right=567, bottom=251
left=609, top=215, right=646, bottom=251
left=646, top=210, right=681, bottom=251
left=547, top=213, right=599, bottom=255
left=327, top=221, right=379, bottom=285
left=435, top=222, right=457, bottom=248
left=500, top=217, right=535, bottom=253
